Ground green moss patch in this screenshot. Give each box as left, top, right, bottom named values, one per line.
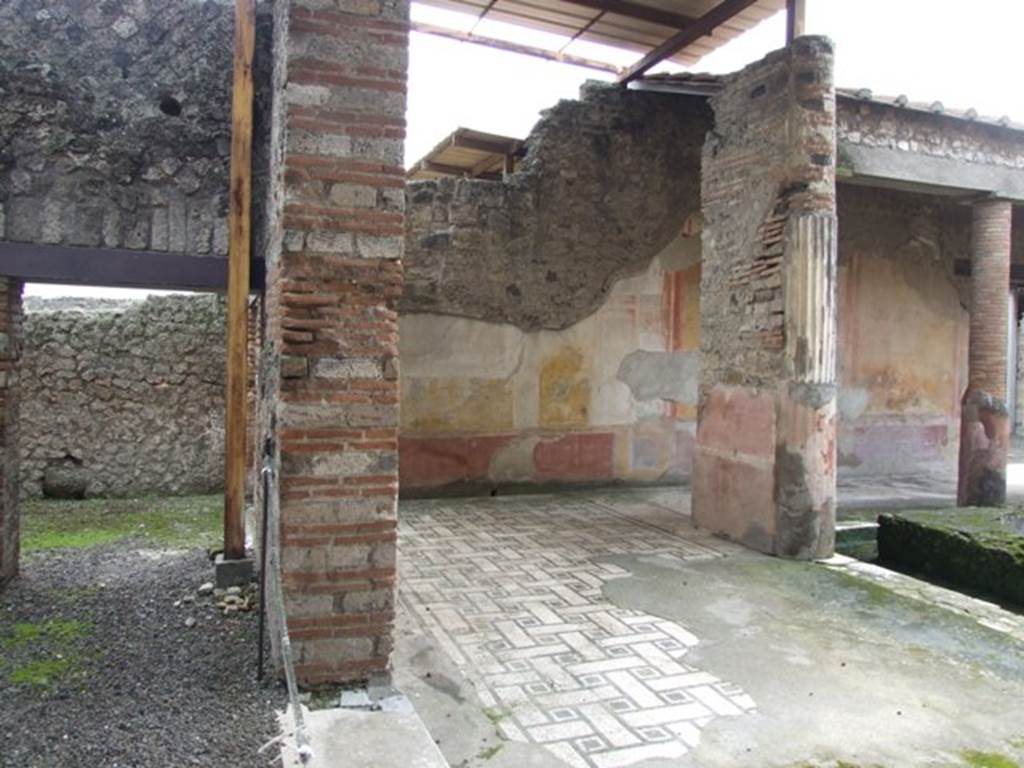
left=21, top=494, right=222, bottom=553
left=961, top=750, right=1020, bottom=768
left=877, top=508, right=1024, bottom=608
left=0, top=618, right=92, bottom=690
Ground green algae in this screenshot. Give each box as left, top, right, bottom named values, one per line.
left=961, top=750, right=1020, bottom=768
left=875, top=507, right=1024, bottom=608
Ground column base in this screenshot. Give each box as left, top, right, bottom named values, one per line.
left=957, top=389, right=1009, bottom=507
left=214, top=552, right=255, bottom=588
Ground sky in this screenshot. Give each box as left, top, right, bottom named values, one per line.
left=29, top=0, right=1024, bottom=299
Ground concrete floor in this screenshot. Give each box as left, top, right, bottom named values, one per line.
left=393, top=486, right=1024, bottom=768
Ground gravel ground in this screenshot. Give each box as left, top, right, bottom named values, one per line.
left=0, top=540, right=286, bottom=767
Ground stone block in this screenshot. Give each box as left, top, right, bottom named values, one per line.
left=215, top=553, right=255, bottom=589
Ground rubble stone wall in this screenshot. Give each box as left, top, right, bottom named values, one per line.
left=404, top=85, right=710, bottom=331
left=0, top=0, right=273, bottom=255
left=399, top=85, right=708, bottom=493
left=0, top=280, right=24, bottom=586
left=20, top=296, right=226, bottom=498
left=838, top=97, right=1024, bottom=171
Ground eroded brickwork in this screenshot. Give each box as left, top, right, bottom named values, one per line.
left=694, top=38, right=838, bottom=559
left=262, top=0, right=407, bottom=684
left=0, top=279, right=24, bottom=587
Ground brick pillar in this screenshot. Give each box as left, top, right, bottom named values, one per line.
left=263, top=0, right=406, bottom=684
left=957, top=199, right=1012, bottom=507
left=0, top=278, right=24, bottom=588
left=693, top=37, right=837, bottom=559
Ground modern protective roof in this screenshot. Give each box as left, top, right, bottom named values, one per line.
left=415, top=0, right=787, bottom=75
left=408, top=127, right=525, bottom=181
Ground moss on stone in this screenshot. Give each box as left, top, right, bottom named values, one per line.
left=960, top=750, right=1020, bottom=768
left=876, top=507, right=1024, bottom=607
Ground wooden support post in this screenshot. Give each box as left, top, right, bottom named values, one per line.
left=224, top=0, right=255, bottom=561
left=786, top=0, right=806, bottom=43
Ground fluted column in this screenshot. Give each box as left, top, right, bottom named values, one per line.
left=957, top=198, right=1012, bottom=507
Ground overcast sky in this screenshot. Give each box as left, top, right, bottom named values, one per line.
left=30, top=0, right=1024, bottom=298
left=406, top=0, right=1024, bottom=164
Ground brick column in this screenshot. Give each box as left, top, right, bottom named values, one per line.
left=693, top=37, right=837, bottom=559
left=263, top=0, right=406, bottom=684
left=0, top=278, right=24, bottom=588
left=957, top=199, right=1012, bottom=507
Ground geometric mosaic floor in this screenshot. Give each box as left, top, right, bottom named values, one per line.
left=398, top=492, right=756, bottom=768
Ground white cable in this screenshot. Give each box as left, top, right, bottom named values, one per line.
left=263, top=460, right=314, bottom=764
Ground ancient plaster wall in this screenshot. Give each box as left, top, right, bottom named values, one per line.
left=19, top=296, right=227, bottom=498
left=0, top=0, right=273, bottom=254
left=399, top=243, right=702, bottom=493
left=836, top=185, right=971, bottom=478
left=400, top=85, right=707, bottom=493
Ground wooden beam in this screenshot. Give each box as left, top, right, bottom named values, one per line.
left=504, top=154, right=516, bottom=175
left=450, top=132, right=523, bottom=156
left=224, top=0, right=255, bottom=562
left=0, top=242, right=265, bottom=291
left=619, top=0, right=761, bottom=83
left=786, top=0, right=806, bottom=43
left=411, top=21, right=623, bottom=74
left=557, top=0, right=695, bottom=30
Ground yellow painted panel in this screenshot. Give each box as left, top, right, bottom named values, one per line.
left=402, top=377, right=515, bottom=434
left=539, top=346, right=590, bottom=429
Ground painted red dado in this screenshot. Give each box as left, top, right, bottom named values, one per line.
left=534, top=433, right=615, bottom=482
left=398, top=435, right=514, bottom=489
left=695, top=386, right=775, bottom=459
left=838, top=421, right=950, bottom=475
left=398, top=430, right=637, bottom=493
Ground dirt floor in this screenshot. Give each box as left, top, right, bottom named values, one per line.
left=0, top=495, right=285, bottom=768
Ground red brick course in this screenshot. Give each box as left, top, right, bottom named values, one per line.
left=264, top=0, right=407, bottom=684
left=957, top=199, right=1013, bottom=506
left=967, top=199, right=1012, bottom=398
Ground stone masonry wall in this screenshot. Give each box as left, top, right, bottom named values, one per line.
left=694, top=38, right=838, bottom=559
left=260, top=0, right=408, bottom=685
left=20, top=296, right=226, bottom=498
left=838, top=98, right=1024, bottom=172
left=400, top=86, right=708, bottom=493
left=404, top=86, right=710, bottom=331
left=0, top=280, right=24, bottom=587
left=0, top=0, right=274, bottom=254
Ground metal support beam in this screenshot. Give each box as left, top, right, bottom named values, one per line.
left=786, top=0, right=806, bottom=43
left=411, top=22, right=623, bottom=74
left=618, top=0, right=761, bottom=83
left=557, top=0, right=696, bottom=30
left=224, top=0, right=255, bottom=561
